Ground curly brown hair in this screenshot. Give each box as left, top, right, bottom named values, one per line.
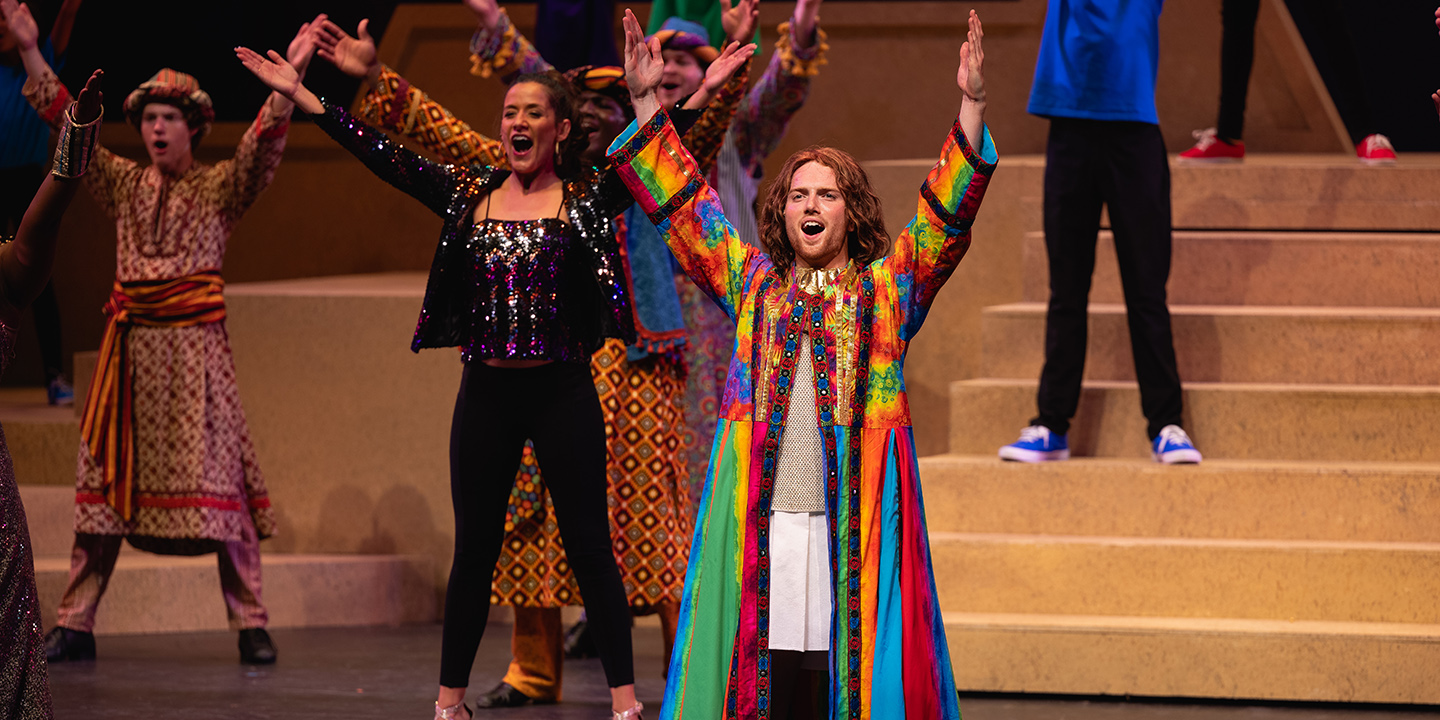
left=757, top=146, right=892, bottom=277
left=510, top=71, right=590, bottom=178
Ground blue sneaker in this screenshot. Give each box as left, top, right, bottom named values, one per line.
left=47, top=377, right=74, bottom=406
left=1152, top=425, right=1202, bottom=464
left=999, top=425, right=1069, bottom=462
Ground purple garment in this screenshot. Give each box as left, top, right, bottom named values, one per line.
left=464, top=217, right=593, bottom=363
left=0, top=320, right=53, bottom=719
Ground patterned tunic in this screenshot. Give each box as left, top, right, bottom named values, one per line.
left=25, top=73, right=283, bottom=548
left=354, top=58, right=742, bottom=610
left=0, top=320, right=52, bottom=719
left=609, top=111, right=996, bottom=719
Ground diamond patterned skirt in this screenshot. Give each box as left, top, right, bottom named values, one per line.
left=489, top=339, right=693, bottom=612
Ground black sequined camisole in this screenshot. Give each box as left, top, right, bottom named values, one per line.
left=461, top=193, right=595, bottom=363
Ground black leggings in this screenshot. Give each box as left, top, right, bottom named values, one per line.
left=439, top=361, right=634, bottom=689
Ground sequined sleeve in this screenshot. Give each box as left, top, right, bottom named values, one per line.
left=679, top=56, right=751, bottom=177
left=608, top=111, right=760, bottom=321
left=468, top=9, right=554, bottom=82
left=313, top=102, right=471, bottom=218
left=878, top=119, right=997, bottom=342
left=357, top=65, right=509, bottom=168
left=22, top=71, right=133, bottom=218
left=730, top=21, right=827, bottom=174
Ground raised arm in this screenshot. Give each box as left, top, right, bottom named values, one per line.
left=220, top=18, right=324, bottom=218
left=881, top=9, right=995, bottom=341
left=0, top=69, right=102, bottom=323
left=316, top=19, right=508, bottom=168
left=613, top=10, right=756, bottom=317
left=679, top=41, right=756, bottom=175
left=237, top=44, right=470, bottom=217
left=465, top=0, right=554, bottom=81
left=48, top=0, right=81, bottom=55
left=729, top=0, right=828, bottom=170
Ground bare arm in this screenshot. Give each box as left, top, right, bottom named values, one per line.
left=1, top=0, right=55, bottom=88
left=0, top=69, right=103, bottom=319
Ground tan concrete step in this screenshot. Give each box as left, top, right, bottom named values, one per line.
left=946, top=612, right=1440, bottom=703
left=981, top=302, right=1440, bottom=385
left=32, top=551, right=435, bottom=635
left=1170, top=155, right=1440, bottom=232
left=1021, top=230, right=1440, bottom=307
left=15, top=485, right=74, bottom=558
left=929, top=532, right=1440, bottom=624
left=949, top=378, right=1440, bottom=462
left=0, top=387, right=79, bottom=487
left=917, top=455, right=1440, bottom=542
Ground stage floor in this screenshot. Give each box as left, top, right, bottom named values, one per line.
left=48, top=623, right=1434, bottom=720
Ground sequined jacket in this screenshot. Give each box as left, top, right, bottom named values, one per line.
left=313, top=103, right=635, bottom=356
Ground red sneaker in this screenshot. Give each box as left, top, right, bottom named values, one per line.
left=1178, top=128, right=1244, bottom=163
left=1356, top=133, right=1397, bottom=165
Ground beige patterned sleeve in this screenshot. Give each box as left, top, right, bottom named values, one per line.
left=218, top=95, right=292, bottom=218
left=23, top=72, right=135, bottom=218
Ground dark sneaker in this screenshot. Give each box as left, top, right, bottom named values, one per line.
left=238, top=628, right=277, bottom=665
left=475, top=682, right=552, bottom=708
left=44, top=627, right=96, bottom=662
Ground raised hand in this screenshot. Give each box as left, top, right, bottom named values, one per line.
left=685, top=40, right=757, bottom=109
left=316, top=18, right=378, bottom=80
left=794, top=0, right=822, bottom=47
left=0, top=0, right=40, bottom=51
left=622, top=8, right=664, bottom=124
left=720, top=0, right=759, bottom=44
left=464, top=0, right=502, bottom=30
left=286, top=14, right=326, bottom=78
left=236, top=45, right=324, bottom=115
left=957, top=9, right=985, bottom=102
left=74, top=68, right=103, bottom=124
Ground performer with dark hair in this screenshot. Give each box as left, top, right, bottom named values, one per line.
left=238, top=28, right=746, bottom=716
left=6, top=0, right=324, bottom=667
left=0, top=64, right=101, bottom=720
left=311, top=8, right=753, bottom=707
left=610, top=8, right=995, bottom=718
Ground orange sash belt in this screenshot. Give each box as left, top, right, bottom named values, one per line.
left=79, top=270, right=227, bottom=521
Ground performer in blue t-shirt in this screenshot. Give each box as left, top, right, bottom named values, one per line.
left=1, top=0, right=82, bottom=405
left=1000, top=0, right=1203, bottom=465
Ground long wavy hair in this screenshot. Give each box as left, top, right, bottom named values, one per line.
left=510, top=71, right=589, bottom=179
left=758, top=146, right=892, bottom=277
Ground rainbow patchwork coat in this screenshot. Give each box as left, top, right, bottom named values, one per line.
left=608, top=111, right=996, bottom=719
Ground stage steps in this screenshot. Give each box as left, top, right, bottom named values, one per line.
left=924, top=158, right=1440, bottom=703
left=11, top=457, right=435, bottom=636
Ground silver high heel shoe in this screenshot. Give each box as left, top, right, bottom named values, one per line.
left=613, top=702, right=644, bottom=720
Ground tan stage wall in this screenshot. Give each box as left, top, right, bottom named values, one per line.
left=13, top=0, right=1342, bottom=458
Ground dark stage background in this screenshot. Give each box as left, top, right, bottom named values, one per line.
left=22, top=0, right=1440, bottom=151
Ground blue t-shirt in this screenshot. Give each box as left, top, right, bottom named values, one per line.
left=1, top=39, right=62, bottom=169
left=1027, top=0, right=1162, bottom=124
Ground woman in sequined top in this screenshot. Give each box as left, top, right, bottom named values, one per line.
left=236, top=49, right=650, bottom=720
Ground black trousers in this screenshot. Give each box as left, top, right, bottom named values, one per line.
left=439, top=361, right=634, bottom=689
left=1217, top=0, right=1374, bottom=144
left=1033, top=118, right=1183, bottom=441
left=0, top=164, right=65, bottom=382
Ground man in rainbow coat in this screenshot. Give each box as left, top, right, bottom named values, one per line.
left=607, top=9, right=995, bottom=719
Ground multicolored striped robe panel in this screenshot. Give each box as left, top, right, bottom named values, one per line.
left=608, top=111, right=996, bottom=720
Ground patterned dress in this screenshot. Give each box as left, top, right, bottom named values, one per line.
left=355, top=55, right=741, bottom=610
left=609, top=110, right=996, bottom=719
left=0, top=320, right=52, bottom=719
left=25, top=74, right=281, bottom=548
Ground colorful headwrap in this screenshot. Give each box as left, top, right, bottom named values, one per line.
left=563, top=65, right=633, bottom=115
left=651, top=17, right=720, bottom=65
left=122, top=68, right=216, bottom=140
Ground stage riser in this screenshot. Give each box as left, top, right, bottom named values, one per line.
left=1020, top=231, right=1440, bottom=308
left=32, top=553, right=434, bottom=636
left=981, top=302, right=1440, bottom=385
left=2, top=414, right=79, bottom=488
left=928, top=534, right=1440, bottom=624
left=950, top=379, right=1440, bottom=462
left=917, top=456, right=1440, bottom=542
left=16, top=485, right=73, bottom=558
left=946, top=615, right=1440, bottom=704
